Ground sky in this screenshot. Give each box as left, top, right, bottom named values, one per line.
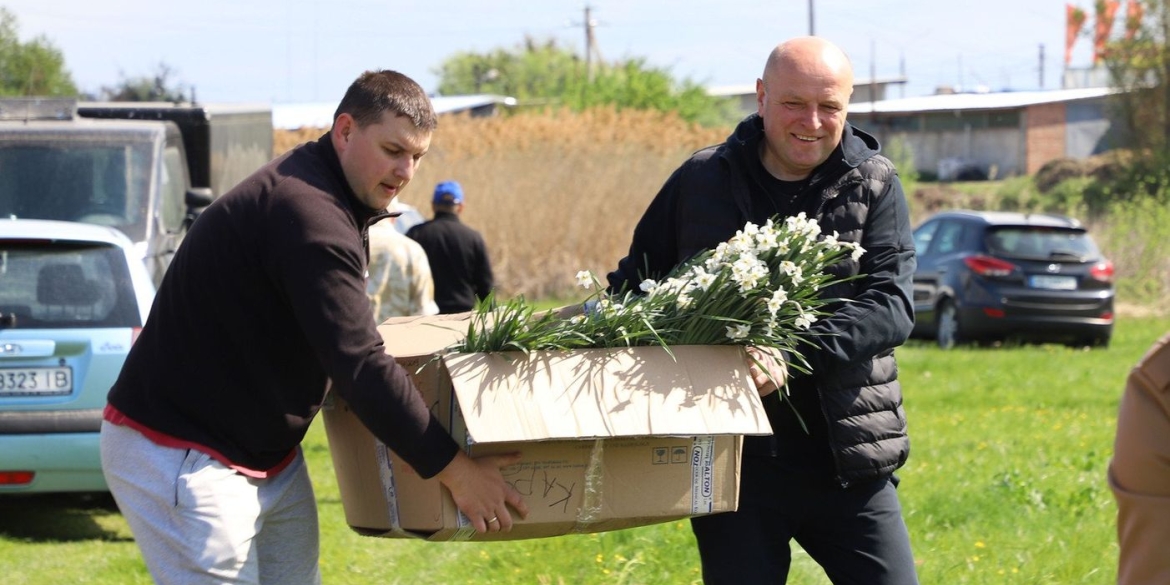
left=4, top=1, right=1107, bottom=106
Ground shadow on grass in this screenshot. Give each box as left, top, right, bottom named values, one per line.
left=0, top=492, right=132, bottom=542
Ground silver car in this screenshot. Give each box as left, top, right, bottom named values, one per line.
left=0, top=219, right=154, bottom=493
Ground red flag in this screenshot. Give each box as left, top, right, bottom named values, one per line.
left=1094, top=0, right=1120, bottom=63
left=1067, top=4, right=1088, bottom=65
left=1124, top=0, right=1143, bottom=41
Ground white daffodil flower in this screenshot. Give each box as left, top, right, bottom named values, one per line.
left=767, top=288, right=788, bottom=315
left=849, top=242, right=866, bottom=261
left=575, top=270, right=593, bottom=288
left=725, top=323, right=751, bottom=340
left=695, top=271, right=717, bottom=290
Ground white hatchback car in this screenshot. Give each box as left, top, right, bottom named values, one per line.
left=0, top=218, right=154, bottom=493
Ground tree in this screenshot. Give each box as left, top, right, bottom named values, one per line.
left=433, top=36, right=739, bottom=127
left=0, top=8, right=78, bottom=96
left=1097, top=0, right=1170, bottom=206
left=1103, top=1, right=1168, bottom=149
left=99, top=62, right=189, bottom=102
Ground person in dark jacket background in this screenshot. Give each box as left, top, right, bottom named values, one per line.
left=100, top=70, right=527, bottom=584
left=407, top=180, right=494, bottom=313
left=607, top=36, right=918, bottom=584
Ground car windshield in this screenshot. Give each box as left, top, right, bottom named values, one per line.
left=0, top=240, right=141, bottom=329
left=0, top=139, right=154, bottom=242
left=985, top=226, right=1101, bottom=261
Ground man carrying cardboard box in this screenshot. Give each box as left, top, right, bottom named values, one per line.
left=607, top=36, right=917, bottom=584
left=99, top=70, right=527, bottom=584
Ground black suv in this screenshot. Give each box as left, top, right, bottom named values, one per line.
left=910, top=210, right=1115, bottom=348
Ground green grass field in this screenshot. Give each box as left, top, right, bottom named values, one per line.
left=3, top=315, right=1167, bottom=584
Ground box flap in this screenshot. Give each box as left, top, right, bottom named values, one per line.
left=377, top=313, right=470, bottom=358
left=442, top=345, right=772, bottom=442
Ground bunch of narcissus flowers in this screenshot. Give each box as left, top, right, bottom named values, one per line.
left=452, top=213, right=864, bottom=376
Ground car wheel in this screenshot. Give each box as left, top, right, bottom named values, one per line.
left=936, top=300, right=962, bottom=350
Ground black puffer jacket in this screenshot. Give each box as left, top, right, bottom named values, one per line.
left=608, top=115, right=916, bottom=485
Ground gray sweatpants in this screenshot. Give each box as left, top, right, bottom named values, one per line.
left=100, top=421, right=322, bottom=585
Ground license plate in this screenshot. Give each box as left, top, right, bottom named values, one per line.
left=0, top=367, right=73, bottom=396
left=1028, top=275, right=1077, bottom=290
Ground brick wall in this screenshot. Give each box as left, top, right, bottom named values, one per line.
left=1025, top=103, right=1066, bottom=175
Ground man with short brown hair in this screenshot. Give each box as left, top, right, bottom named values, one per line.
left=101, top=70, right=526, bottom=584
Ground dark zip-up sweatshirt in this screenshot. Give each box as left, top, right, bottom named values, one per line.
left=107, top=133, right=459, bottom=478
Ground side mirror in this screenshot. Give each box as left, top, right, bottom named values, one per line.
left=185, top=187, right=214, bottom=209
left=183, top=187, right=215, bottom=230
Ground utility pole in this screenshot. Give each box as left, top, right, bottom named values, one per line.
left=808, top=0, right=815, bottom=35
left=1038, top=44, right=1045, bottom=89
left=584, top=5, right=602, bottom=82
left=870, top=38, right=877, bottom=102
left=899, top=53, right=906, bottom=98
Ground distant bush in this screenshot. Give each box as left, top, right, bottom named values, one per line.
left=1034, top=158, right=1088, bottom=193
left=1090, top=198, right=1170, bottom=307
left=994, top=176, right=1039, bottom=212
left=1036, top=176, right=1093, bottom=214
left=883, top=136, right=919, bottom=214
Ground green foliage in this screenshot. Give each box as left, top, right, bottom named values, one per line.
left=433, top=36, right=739, bottom=127
left=0, top=8, right=77, bottom=96
left=1090, top=197, right=1170, bottom=305
left=1077, top=153, right=1170, bottom=218
left=883, top=136, right=919, bottom=213
left=435, top=37, right=577, bottom=98
left=562, top=58, right=735, bottom=128
left=1036, top=176, right=1093, bottom=215
left=989, top=175, right=1039, bottom=212
left=1104, top=2, right=1170, bottom=157
left=99, top=62, right=189, bottom=102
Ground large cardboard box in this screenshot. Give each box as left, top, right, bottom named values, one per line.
left=323, top=314, right=772, bottom=541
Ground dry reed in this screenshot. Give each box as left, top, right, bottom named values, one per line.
left=275, top=107, right=731, bottom=300
left=267, top=109, right=1170, bottom=312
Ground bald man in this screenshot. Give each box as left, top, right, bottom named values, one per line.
left=607, top=36, right=918, bottom=584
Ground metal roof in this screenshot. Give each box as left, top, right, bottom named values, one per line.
left=271, top=94, right=517, bottom=129
left=848, top=87, right=1116, bottom=115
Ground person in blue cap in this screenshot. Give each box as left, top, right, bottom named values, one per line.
left=406, top=180, right=495, bottom=313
